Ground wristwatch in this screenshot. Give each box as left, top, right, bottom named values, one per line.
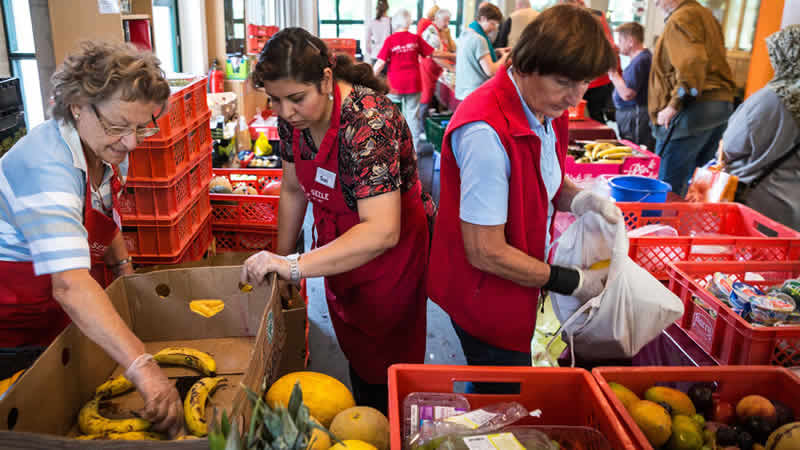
left=287, top=253, right=301, bottom=282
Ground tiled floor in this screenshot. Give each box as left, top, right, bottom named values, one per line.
left=301, top=187, right=466, bottom=390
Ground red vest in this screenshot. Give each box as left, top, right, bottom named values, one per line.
left=427, top=66, right=569, bottom=352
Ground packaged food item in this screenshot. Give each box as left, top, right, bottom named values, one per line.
left=407, top=402, right=530, bottom=449
left=403, top=393, right=470, bottom=444
left=730, top=281, right=764, bottom=316
left=750, top=294, right=796, bottom=325
left=781, top=279, right=800, bottom=304
left=413, top=426, right=557, bottom=450
left=708, top=272, right=735, bottom=301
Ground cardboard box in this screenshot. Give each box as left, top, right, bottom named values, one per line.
left=137, top=252, right=308, bottom=376
left=224, top=78, right=269, bottom=123
left=0, top=266, right=285, bottom=447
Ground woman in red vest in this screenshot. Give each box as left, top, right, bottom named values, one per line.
left=418, top=8, right=456, bottom=120
left=0, top=42, right=182, bottom=434
left=242, top=28, right=433, bottom=413
left=428, top=5, right=620, bottom=393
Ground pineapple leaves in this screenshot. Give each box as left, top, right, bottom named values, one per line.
left=225, top=419, right=243, bottom=450
left=287, top=381, right=303, bottom=419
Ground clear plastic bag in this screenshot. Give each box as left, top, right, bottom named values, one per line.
left=403, top=393, right=471, bottom=445
left=406, top=402, right=530, bottom=449
left=412, top=426, right=557, bottom=450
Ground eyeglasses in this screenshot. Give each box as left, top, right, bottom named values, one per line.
left=90, top=103, right=160, bottom=139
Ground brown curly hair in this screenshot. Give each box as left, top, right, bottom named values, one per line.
left=51, top=41, right=171, bottom=125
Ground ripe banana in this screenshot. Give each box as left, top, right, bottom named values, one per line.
left=76, top=431, right=165, bottom=440
left=95, top=375, right=134, bottom=399
left=596, top=146, right=632, bottom=159
left=185, top=376, right=226, bottom=437
left=153, top=347, right=217, bottom=376
left=78, top=397, right=150, bottom=435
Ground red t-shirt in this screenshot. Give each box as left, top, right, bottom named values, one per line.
left=377, top=31, right=434, bottom=94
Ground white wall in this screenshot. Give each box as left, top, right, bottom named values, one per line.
left=178, top=0, right=209, bottom=75
left=783, top=0, right=800, bottom=27
left=643, top=0, right=666, bottom=48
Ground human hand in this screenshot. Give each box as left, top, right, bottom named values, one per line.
left=572, top=267, right=610, bottom=303
left=570, top=190, right=622, bottom=224
left=715, top=139, right=726, bottom=168
left=657, top=105, right=678, bottom=127
left=241, top=250, right=290, bottom=286
left=115, top=261, right=135, bottom=277
left=124, top=354, right=184, bottom=437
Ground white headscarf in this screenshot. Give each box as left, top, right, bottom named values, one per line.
left=765, top=24, right=800, bottom=127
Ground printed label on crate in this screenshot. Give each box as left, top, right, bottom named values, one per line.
left=462, top=433, right=525, bottom=450
left=445, top=409, right=497, bottom=429
left=691, top=309, right=715, bottom=350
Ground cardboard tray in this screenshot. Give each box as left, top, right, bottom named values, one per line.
left=0, top=266, right=286, bottom=448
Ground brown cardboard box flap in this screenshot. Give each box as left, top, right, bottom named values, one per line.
left=0, top=267, right=285, bottom=447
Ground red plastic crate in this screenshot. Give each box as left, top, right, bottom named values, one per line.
left=667, top=260, right=800, bottom=366
left=593, top=366, right=800, bottom=449
left=119, top=151, right=211, bottom=221
left=621, top=202, right=800, bottom=280
left=181, top=78, right=208, bottom=124
left=568, top=99, right=587, bottom=120
left=565, top=140, right=660, bottom=183
left=148, top=87, right=187, bottom=141
left=387, top=365, right=634, bottom=450
left=133, top=214, right=213, bottom=265
left=212, top=226, right=278, bottom=253
left=187, top=110, right=212, bottom=159
left=124, top=188, right=211, bottom=259
left=127, top=129, right=190, bottom=182
left=322, top=38, right=356, bottom=57
left=211, top=168, right=281, bottom=230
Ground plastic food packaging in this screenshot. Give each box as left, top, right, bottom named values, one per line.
left=403, top=393, right=471, bottom=445
left=750, top=294, right=796, bottom=325
left=730, top=281, right=764, bottom=316
left=708, top=272, right=735, bottom=301
left=406, top=402, right=531, bottom=449
left=781, top=279, right=800, bottom=304
left=412, top=427, right=558, bottom=450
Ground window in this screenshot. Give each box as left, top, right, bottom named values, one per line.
left=225, top=0, right=245, bottom=54
left=697, top=0, right=761, bottom=50
left=2, top=0, right=43, bottom=127
left=319, top=0, right=463, bottom=42
left=153, top=0, right=181, bottom=72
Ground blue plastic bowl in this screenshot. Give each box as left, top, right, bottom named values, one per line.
left=608, top=176, right=671, bottom=203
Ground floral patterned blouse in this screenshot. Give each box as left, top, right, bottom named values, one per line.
left=278, top=84, right=426, bottom=212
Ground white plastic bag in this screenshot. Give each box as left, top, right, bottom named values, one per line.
left=547, top=212, right=684, bottom=365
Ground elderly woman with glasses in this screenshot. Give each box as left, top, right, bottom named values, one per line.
left=0, top=41, right=183, bottom=435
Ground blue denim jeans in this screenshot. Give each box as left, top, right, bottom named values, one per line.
left=451, top=319, right=531, bottom=394
left=655, top=122, right=728, bottom=196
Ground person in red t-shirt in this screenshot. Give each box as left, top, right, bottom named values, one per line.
left=373, top=9, right=434, bottom=151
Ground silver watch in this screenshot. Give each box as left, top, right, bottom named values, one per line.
left=287, top=253, right=301, bottom=282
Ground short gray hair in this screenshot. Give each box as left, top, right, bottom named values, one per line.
left=392, top=9, right=412, bottom=29
left=435, top=8, right=451, bottom=22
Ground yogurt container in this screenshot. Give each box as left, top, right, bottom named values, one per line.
left=750, top=294, right=796, bottom=325
left=708, top=272, right=735, bottom=300
left=730, top=281, right=764, bottom=314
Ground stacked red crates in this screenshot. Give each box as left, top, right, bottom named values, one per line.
left=210, top=168, right=282, bottom=253
left=121, top=78, right=214, bottom=266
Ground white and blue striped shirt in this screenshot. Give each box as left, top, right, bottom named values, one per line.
left=0, top=120, right=126, bottom=275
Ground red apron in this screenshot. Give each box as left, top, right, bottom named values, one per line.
left=292, top=84, right=429, bottom=384
left=419, top=24, right=443, bottom=105
left=0, top=160, right=123, bottom=348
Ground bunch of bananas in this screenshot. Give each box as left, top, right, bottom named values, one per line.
left=76, top=347, right=223, bottom=441
left=576, top=142, right=634, bottom=164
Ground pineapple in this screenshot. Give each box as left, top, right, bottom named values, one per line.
left=209, top=380, right=340, bottom=450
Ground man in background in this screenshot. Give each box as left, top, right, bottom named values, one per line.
left=494, top=0, right=539, bottom=49
left=609, top=22, right=655, bottom=150
left=649, top=0, right=735, bottom=194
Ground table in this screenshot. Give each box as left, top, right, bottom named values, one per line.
left=568, top=118, right=617, bottom=142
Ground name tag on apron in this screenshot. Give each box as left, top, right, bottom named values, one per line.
left=315, top=167, right=336, bottom=189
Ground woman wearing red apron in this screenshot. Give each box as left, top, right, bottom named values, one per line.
left=242, top=28, right=433, bottom=413
left=0, top=42, right=183, bottom=435
left=418, top=8, right=456, bottom=119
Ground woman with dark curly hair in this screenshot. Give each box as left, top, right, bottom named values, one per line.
left=241, top=28, right=433, bottom=413
left=0, top=41, right=183, bottom=434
